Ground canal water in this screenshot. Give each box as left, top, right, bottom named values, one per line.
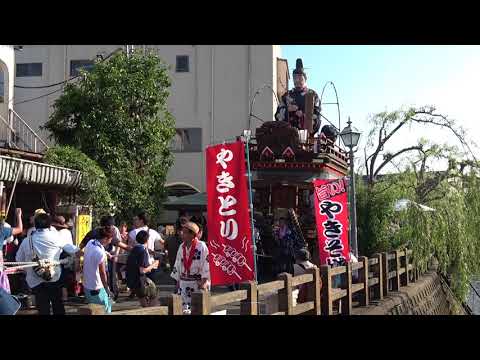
left=466, top=279, right=480, bottom=314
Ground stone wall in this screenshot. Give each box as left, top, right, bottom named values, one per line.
left=352, top=270, right=467, bottom=315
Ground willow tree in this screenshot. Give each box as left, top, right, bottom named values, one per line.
left=357, top=106, right=480, bottom=299
left=43, top=49, right=176, bottom=221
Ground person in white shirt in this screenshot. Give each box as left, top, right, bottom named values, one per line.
left=80, top=216, right=130, bottom=301
left=52, top=216, right=74, bottom=301
left=52, top=216, right=73, bottom=245
left=128, top=211, right=164, bottom=266
left=82, top=227, right=114, bottom=313
left=171, top=222, right=210, bottom=314
left=16, top=213, right=79, bottom=315
left=26, top=209, right=57, bottom=238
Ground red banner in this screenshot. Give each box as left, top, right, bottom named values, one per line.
left=206, top=140, right=255, bottom=286
left=313, top=177, right=350, bottom=266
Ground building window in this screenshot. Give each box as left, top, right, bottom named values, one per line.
left=70, top=60, right=94, bottom=76
left=171, top=128, right=202, bottom=152
left=16, top=63, right=43, bottom=77
left=175, top=55, right=189, bottom=73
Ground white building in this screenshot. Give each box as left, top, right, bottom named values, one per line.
left=13, top=45, right=286, bottom=192
left=0, top=45, right=15, bottom=130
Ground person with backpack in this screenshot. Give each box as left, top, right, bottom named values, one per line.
left=128, top=212, right=164, bottom=282
left=126, top=230, right=159, bottom=307
left=15, top=213, right=79, bottom=315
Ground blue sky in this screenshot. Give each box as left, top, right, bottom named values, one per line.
left=281, top=45, right=480, bottom=171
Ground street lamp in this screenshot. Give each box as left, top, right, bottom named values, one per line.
left=340, top=117, right=361, bottom=258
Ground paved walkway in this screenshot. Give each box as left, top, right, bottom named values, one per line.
left=15, top=269, right=278, bottom=315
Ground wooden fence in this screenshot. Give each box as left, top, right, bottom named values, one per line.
left=78, top=294, right=183, bottom=315
left=78, top=248, right=428, bottom=315
left=190, top=248, right=427, bottom=315
left=191, top=267, right=321, bottom=315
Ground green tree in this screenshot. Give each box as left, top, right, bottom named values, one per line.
left=43, top=50, right=176, bottom=221
left=43, top=145, right=113, bottom=220
left=358, top=106, right=480, bottom=299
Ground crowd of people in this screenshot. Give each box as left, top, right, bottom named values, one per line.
left=0, top=208, right=213, bottom=315
left=1, top=205, right=319, bottom=315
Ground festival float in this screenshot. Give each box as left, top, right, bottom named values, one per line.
left=206, top=58, right=351, bottom=285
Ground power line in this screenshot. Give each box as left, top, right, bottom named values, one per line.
left=12, top=48, right=123, bottom=106
left=14, top=76, right=80, bottom=89
left=14, top=87, right=66, bottom=105
left=13, top=48, right=122, bottom=90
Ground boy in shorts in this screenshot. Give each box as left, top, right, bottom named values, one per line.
left=126, top=230, right=159, bottom=307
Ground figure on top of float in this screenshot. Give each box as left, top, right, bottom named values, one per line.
left=274, top=58, right=321, bottom=134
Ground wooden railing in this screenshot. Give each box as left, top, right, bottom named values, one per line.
left=191, top=267, right=322, bottom=315
left=248, top=134, right=349, bottom=165
left=190, top=249, right=427, bottom=315
left=321, top=249, right=420, bottom=315
left=77, top=249, right=428, bottom=315
left=318, top=137, right=349, bottom=163
left=77, top=294, right=183, bottom=315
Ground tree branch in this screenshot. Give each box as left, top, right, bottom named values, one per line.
left=411, top=161, right=419, bottom=182
left=373, top=145, right=423, bottom=178
left=364, top=146, right=370, bottom=179
left=411, top=114, right=478, bottom=163
left=369, top=116, right=410, bottom=183
left=423, top=192, right=448, bottom=205
left=366, top=107, right=479, bottom=187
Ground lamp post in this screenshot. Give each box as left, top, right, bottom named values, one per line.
left=340, top=117, right=361, bottom=258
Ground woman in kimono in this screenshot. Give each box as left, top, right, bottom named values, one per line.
left=170, top=221, right=210, bottom=314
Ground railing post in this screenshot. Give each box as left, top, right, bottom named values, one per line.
left=240, top=281, right=258, bottom=315
left=191, top=290, right=210, bottom=315
left=305, top=267, right=321, bottom=315
left=160, top=294, right=183, bottom=315
left=359, top=256, right=369, bottom=307
left=8, top=109, right=13, bottom=147
left=341, top=262, right=352, bottom=315
left=382, top=252, right=389, bottom=296
left=404, top=249, right=410, bottom=286
left=394, top=250, right=401, bottom=291
left=34, top=137, right=37, bottom=153
left=373, top=253, right=383, bottom=300
left=320, top=265, right=333, bottom=315
left=77, top=304, right=106, bottom=315
left=278, top=273, right=293, bottom=315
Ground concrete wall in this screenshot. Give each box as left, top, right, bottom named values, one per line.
left=0, top=45, right=14, bottom=121
left=13, top=45, right=281, bottom=192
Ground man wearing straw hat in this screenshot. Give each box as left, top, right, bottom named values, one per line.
left=170, top=221, right=210, bottom=314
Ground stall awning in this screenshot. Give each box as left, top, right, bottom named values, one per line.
left=163, top=192, right=207, bottom=211
left=0, top=155, right=82, bottom=188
